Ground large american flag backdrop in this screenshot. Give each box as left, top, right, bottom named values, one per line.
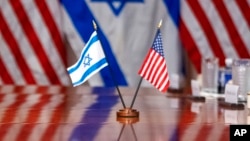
left=0, top=0, right=70, bottom=85
left=0, top=0, right=249, bottom=85
left=179, top=0, right=250, bottom=73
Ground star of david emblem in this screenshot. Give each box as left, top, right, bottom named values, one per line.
left=91, top=0, right=144, bottom=16
left=83, top=54, right=92, bottom=67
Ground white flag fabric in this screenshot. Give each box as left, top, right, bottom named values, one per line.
left=67, top=31, right=108, bottom=86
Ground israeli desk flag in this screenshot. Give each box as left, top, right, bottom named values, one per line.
left=67, top=31, right=108, bottom=86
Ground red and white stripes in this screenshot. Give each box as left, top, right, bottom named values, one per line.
left=180, top=0, right=250, bottom=73
left=0, top=0, right=70, bottom=85
left=0, top=93, right=66, bottom=141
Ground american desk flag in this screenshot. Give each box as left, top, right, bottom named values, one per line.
left=138, top=29, right=170, bottom=93
left=67, top=31, right=108, bottom=86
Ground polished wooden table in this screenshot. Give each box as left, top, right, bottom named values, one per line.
left=0, top=85, right=248, bottom=141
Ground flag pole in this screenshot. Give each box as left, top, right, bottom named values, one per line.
left=130, top=77, right=143, bottom=108
left=92, top=20, right=126, bottom=108
left=129, top=20, right=163, bottom=109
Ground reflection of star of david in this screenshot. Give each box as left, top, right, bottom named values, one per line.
left=91, top=0, right=144, bottom=16
left=83, top=54, right=92, bottom=67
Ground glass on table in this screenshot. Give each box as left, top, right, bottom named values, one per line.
left=201, top=57, right=219, bottom=93
left=232, top=59, right=250, bottom=102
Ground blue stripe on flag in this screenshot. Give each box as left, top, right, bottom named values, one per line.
left=163, top=0, right=187, bottom=76
left=61, top=0, right=128, bottom=86
left=73, top=58, right=107, bottom=86
left=163, top=0, right=180, bottom=27
left=68, top=35, right=99, bottom=74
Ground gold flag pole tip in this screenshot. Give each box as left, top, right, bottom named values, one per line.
left=158, top=19, right=162, bottom=28
left=92, top=20, right=97, bottom=30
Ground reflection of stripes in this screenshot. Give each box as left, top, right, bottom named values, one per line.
left=173, top=100, right=230, bottom=141
left=0, top=89, right=65, bottom=141
left=0, top=95, right=28, bottom=141
left=0, top=85, right=66, bottom=94
left=11, top=95, right=48, bottom=141
left=61, top=0, right=128, bottom=86
left=69, top=87, right=118, bottom=141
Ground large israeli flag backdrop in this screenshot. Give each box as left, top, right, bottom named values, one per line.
left=61, top=0, right=182, bottom=87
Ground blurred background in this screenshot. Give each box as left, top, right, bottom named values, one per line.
left=0, top=0, right=249, bottom=89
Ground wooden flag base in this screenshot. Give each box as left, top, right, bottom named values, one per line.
left=116, top=116, right=139, bottom=124
left=117, top=108, right=139, bottom=118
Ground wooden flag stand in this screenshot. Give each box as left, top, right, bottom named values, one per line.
left=116, top=78, right=141, bottom=118
left=116, top=111, right=139, bottom=124
left=116, top=77, right=142, bottom=119
left=116, top=108, right=139, bottom=118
